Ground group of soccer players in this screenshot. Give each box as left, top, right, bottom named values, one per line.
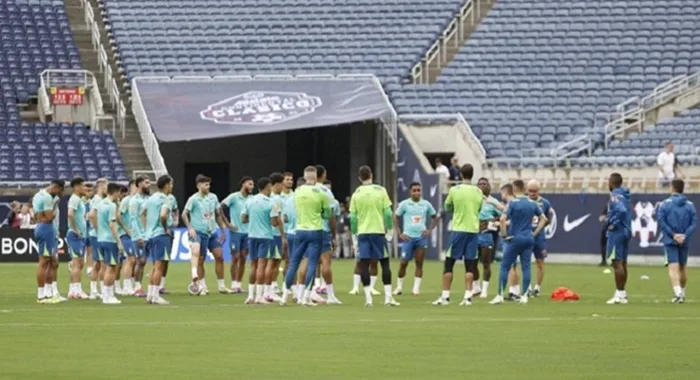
left=32, top=162, right=695, bottom=306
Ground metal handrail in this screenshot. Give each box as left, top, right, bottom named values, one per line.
left=130, top=78, right=169, bottom=177
left=456, top=112, right=486, bottom=161
left=552, top=134, right=592, bottom=160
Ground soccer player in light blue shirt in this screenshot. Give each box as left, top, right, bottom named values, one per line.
left=67, top=177, right=88, bottom=299
left=221, top=176, right=254, bottom=293
left=159, top=192, right=178, bottom=294
left=33, top=179, right=65, bottom=303
left=475, top=178, right=502, bottom=299
left=266, top=173, right=288, bottom=299
left=118, top=180, right=137, bottom=295
left=96, top=183, right=124, bottom=304
left=282, top=177, right=304, bottom=298
left=526, top=179, right=553, bottom=298
left=241, top=177, right=283, bottom=304
left=393, top=182, right=438, bottom=297
left=128, top=177, right=150, bottom=298
left=143, top=175, right=175, bottom=304
left=182, top=174, right=228, bottom=295
left=493, top=180, right=547, bottom=305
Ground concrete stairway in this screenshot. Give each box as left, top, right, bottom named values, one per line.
left=64, top=0, right=153, bottom=179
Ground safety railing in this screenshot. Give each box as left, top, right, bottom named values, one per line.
left=411, top=0, right=481, bottom=84
left=603, top=109, right=644, bottom=148
left=456, top=112, right=486, bottom=163
left=552, top=134, right=593, bottom=160
left=641, top=71, right=700, bottom=109
left=130, top=77, right=169, bottom=177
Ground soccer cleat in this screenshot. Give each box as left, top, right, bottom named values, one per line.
left=606, top=296, right=628, bottom=305
left=36, top=298, right=50, bottom=304
left=88, top=292, right=101, bottom=300
left=348, top=288, right=359, bottom=295
left=479, top=292, right=488, bottom=299
left=432, top=297, right=450, bottom=306
left=218, top=287, right=234, bottom=294
left=200, top=287, right=209, bottom=296
left=133, top=289, right=146, bottom=298
left=672, top=296, right=685, bottom=304
left=244, top=297, right=255, bottom=305
left=102, top=297, right=122, bottom=305
left=459, top=298, right=472, bottom=306
left=152, top=297, right=170, bottom=305
left=392, top=288, right=402, bottom=296
left=265, top=293, right=282, bottom=303
left=364, top=302, right=373, bottom=308
left=370, top=288, right=381, bottom=296
left=301, top=299, right=318, bottom=307
left=472, top=290, right=481, bottom=297
left=384, top=298, right=400, bottom=306
left=326, top=297, right=343, bottom=305
left=505, top=293, right=520, bottom=302
left=314, top=286, right=327, bottom=295
left=489, top=295, right=504, bottom=305
left=53, top=295, right=68, bottom=303
left=231, top=287, right=243, bottom=294
left=519, top=295, right=528, bottom=305
left=310, top=292, right=327, bottom=304
left=412, top=291, right=420, bottom=297
left=272, top=283, right=281, bottom=294
left=256, top=297, right=270, bottom=305
left=159, top=288, right=170, bottom=295
left=528, top=288, right=541, bottom=298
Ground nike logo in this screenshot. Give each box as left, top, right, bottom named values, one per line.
left=563, top=214, right=591, bottom=232
left=430, top=184, right=438, bottom=197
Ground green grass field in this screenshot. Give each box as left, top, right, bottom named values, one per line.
left=0, top=261, right=698, bottom=379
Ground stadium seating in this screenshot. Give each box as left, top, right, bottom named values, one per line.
left=102, top=0, right=462, bottom=81
left=0, top=0, right=127, bottom=183
left=389, top=0, right=700, bottom=159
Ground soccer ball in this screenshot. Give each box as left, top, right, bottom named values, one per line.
left=187, top=282, right=201, bottom=296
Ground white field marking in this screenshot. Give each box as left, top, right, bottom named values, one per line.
left=1, top=316, right=700, bottom=328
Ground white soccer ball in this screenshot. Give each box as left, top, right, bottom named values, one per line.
left=187, top=282, right=202, bottom=296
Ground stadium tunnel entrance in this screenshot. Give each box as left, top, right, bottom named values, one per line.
left=131, top=75, right=398, bottom=205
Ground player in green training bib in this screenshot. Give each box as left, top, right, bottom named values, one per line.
left=349, top=165, right=399, bottom=307
left=433, top=164, right=483, bottom=307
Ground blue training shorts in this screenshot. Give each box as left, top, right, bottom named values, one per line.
left=120, top=235, right=135, bottom=257
left=248, top=238, right=272, bottom=260
left=34, top=223, right=58, bottom=257
left=99, top=242, right=119, bottom=266
left=149, top=234, right=171, bottom=261
left=208, top=230, right=223, bottom=252
left=606, top=232, right=629, bottom=262
left=533, top=238, right=547, bottom=260
left=664, top=245, right=689, bottom=266
left=322, top=231, right=333, bottom=253
left=477, top=232, right=494, bottom=249
left=66, top=231, right=86, bottom=259
left=358, top=233, right=389, bottom=260
left=446, top=231, right=478, bottom=261
left=400, top=236, right=428, bottom=261
left=229, top=231, right=249, bottom=253
left=270, top=235, right=283, bottom=259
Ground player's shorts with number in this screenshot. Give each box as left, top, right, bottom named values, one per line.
left=119, top=235, right=135, bottom=257
left=400, top=236, right=427, bottom=261
left=477, top=232, right=494, bottom=249
left=229, top=231, right=248, bottom=253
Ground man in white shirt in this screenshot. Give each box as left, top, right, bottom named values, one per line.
left=435, top=158, right=450, bottom=194
left=657, top=142, right=675, bottom=185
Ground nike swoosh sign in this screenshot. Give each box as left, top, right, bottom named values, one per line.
left=430, top=185, right=438, bottom=197
left=563, top=214, right=591, bottom=232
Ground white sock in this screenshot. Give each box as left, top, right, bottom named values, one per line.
left=370, top=275, right=377, bottom=289
left=413, top=277, right=422, bottom=294
left=155, top=285, right=162, bottom=296
left=464, top=290, right=473, bottom=300
left=44, top=284, right=52, bottom=298
left=620, top=290, right=627, bottom=298
left=384, top=284, right=392, bottom=301
left=255, top=284, right=263, bottom=299
left=147, top=285, right=153, bottom=299
left=198, top=279, right=206, bottom=289
left=320, top=277, right=327, bottom=287
left=90, top=281, right=97, bottom=294
left=681, top=287, right=686, bottom=296
left=217, top=279, right=225, bottom=289
left=363, top=286, right=373, bottom=304
left=99, top=281, right=105, bottom=293
left=263, top=285, right=271, bottom=296
left=302, top=289, right=311, bottom=302
left=534, top=284, right=541, bottom=291
left=441, top=290, right=450, bottom=299
left=472, top=281, right=481, bottom=292
left=314, top=278, right=321, bottom=288
left=396, top=277, right=404, bottom=290
left=327, top=284, right=336, bottom=299
left=514, top=285, right=520, bottom=295
left=102, top=285, right=108, bottom=299
left=38, top=287, right=45, bottom=299
left=191, top=266, right=198, bottom=280
left=160, top=277, right=166, bottom=288
left=231, top=281, right=237, bottom=289
left=352, top=274, right=361, bottom=290
left=68, top=283, right=74, bottom=294
left=248, top=285, right=255, bottom=299
left=115, top=281, right=123, bottom=291
left=673, top=285, right=682, bottom=296
left=482, top=281, right=489, bottom=294
left=51, top=282, right=59, bottom=296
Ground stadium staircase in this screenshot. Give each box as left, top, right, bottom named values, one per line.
left=64, top=0, right=153, bottom=179
left=412, top=0, right=497, bottom=83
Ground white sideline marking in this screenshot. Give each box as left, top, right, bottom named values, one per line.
left=0, top=315, right=699, bottom=328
